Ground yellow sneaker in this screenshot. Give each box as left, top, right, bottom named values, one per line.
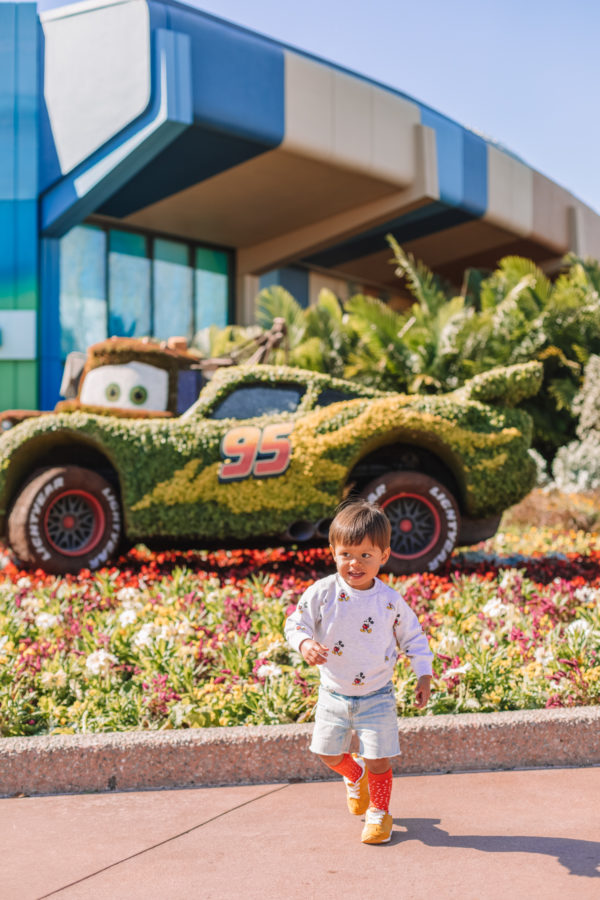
left=344, top=755, right=370, bottom=816
left=361, top=807, right=393, bottom=844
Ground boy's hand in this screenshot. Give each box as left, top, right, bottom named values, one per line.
left=415, top=674, right=432, bottom=709
left=300, top=639, right=329, bottom=666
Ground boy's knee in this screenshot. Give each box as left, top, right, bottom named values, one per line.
left=364, top=757, right=391, bottom=774
left=319, top=753, right=345, bottom=768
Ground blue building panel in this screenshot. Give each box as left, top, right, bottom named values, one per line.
left=15, top=200, right=38, bottom=310
left=462, top=130, right=488, bottom=219
left=15, top=5, right=39, bottom=200
left=420, top=108, right=487, bottom=218
left=259, top=267, right=309, bottom=308
left=0, top=4, right=17, bottom=201
left=0, top=4, right=38, bottom=408
left=166, top=5, right=285, bottom=146
left=0, top=202, right=16, bottom=309
left=98, top=3, right=285, bottom=219
left=39, top=236, right=62, bottom=410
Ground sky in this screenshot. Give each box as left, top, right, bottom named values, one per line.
left=35, top=0, right=600, bottom=214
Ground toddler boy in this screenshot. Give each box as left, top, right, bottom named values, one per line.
left=284, top=499, right=433, bottom=844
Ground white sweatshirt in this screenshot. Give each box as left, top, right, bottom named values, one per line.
left=284, top=572, right=433, bottom=696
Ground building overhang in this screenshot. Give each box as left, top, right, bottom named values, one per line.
left=39, top=0, right=600, bottom=290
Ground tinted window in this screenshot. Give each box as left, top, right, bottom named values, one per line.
left=109, top=230, right=151, bottom=338
left=315, top=388, right=362, bottom=408
left=211, top=384, right=305, bottom=419
left=59, top=225, right=107, bottom=356
left=153, top=239, right=193, bottom=341
left=195, top=247, right=229, bottom=330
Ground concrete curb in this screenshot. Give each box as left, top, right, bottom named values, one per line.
left=2, top=706, right=600, bottom=797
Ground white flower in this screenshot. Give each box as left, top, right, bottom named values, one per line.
left=444, top=662, right=471, bottom=678
left=499, top=571, right=518, bottom=590
left=436, top=631, right=462, bottom=656
left=256, top=663, right=282, bottom=679
left=41, top=668, right=67, bottom=689
left=169, top=618, right=193, bottom=638
left=566, top=619, right=592, bottom=636
left=264, top=640, right=285, bottom=657
left=482, top=597, right=509, bottom=618
left=117, top=587, right=142, bottom=606
left=85, top=649, right=117, bottom=676
left=534, top=646, right=554, bottom=667
left=17, top=577, right=31, bottom=589
left=21, top=595, right=41, bottom=614
left=574, top=586, right=599, bottom=604
left=35, top=612, right=59, bottom=630
left=0, top=634, right=8, bottom=651
left=480, top=629, right=496, bottom=647
left=133, top=623, right=156, bottom=648
left=118, top=608, right=138, bottom=627
left=463, top=697, right=481, bottom=711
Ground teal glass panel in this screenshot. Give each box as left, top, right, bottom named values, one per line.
left=153, top=238, right=193, bottom=341
left=59, top=225, right=107, bottom=356
left=108, top=230, right=151, bottom=337
left=194, top=247, right=229, bottom=331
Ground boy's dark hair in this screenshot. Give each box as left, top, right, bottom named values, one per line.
left=329, top=499, right=391, bottom=551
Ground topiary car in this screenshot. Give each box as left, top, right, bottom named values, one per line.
left=0, top=360, right=542, bottom=575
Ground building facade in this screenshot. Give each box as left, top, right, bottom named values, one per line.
left=3, top=0, right=600, bottom=411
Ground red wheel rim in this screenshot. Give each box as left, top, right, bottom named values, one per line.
left=43, top=490, right=105, bottom=557
left=381, top=492, right=441, bottom=559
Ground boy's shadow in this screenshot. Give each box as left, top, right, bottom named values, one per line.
left=392, top=818, right=600, bottom=878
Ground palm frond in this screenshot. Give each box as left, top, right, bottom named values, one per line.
left=387, top=235, right=449, bottom=315
left=256, top=286, right=306, bottom=339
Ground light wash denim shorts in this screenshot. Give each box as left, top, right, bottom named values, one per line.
left=309, top=682, right=401, bottom=759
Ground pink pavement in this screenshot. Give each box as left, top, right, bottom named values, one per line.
left=2, top=767, right=599, bottom=900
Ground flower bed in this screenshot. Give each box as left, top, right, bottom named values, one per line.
left=1, top=528, right=599, bottom=737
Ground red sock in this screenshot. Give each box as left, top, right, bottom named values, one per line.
left=368, top=768, right=392, bottom=812
left=329, top=753, right=363, bottom=782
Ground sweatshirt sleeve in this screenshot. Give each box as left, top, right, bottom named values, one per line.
left=284, top=583, right=323, bottom=653
left=393, top=599, right=434, bottom=678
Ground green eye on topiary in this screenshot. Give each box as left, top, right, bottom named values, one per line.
left=105, top=383, right=121, bottom=402
left=130, top=385, right=148, bottom=406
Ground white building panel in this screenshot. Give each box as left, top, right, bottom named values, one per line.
left=0, top=310, right=37, bottom=360
left=283, top=51, right=419, bottom=188
left=485, top=145, right=534, bottom=238
left=42, top=0, right=151, bottom=175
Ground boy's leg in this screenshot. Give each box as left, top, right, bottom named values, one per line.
left=318, top=753, right=370, bottom=816
left=361, top=756, right=394, bottom=844
left=364, top=757, right=393, bottom=809
left=310, top=689, right=370, bottom=815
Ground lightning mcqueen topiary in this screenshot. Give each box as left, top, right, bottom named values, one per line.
left=0, top=357, right=542, bottom=575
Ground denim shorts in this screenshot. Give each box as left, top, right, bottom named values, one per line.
left=310, top=682, right=401, bottom=759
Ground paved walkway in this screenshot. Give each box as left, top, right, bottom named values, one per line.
left=3, top=767, right=599, bottom=900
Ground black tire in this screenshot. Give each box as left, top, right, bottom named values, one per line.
left=7, top=466, right=122, bottom=574
left=361, top=471, right=461, bottom=574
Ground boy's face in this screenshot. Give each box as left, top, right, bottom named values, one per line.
left=330, top=537, right=391, bottom=591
